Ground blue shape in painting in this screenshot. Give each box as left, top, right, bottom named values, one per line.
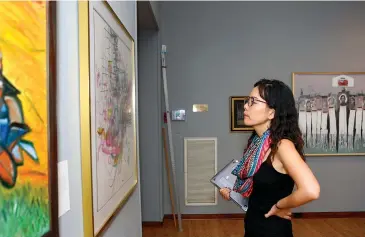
left=0, top=74, right=38, bottom=188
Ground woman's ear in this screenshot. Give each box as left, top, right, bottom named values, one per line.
left=268, top=108, right=275, bottom=120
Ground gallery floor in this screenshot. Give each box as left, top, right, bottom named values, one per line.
left=142, top=218, right=365, bottom=237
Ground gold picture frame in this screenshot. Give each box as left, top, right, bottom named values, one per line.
left=292, top=72, right=365, bottom=156
left=79, top=1, right=138, bottom=236
left=230, top=96, right=254, bottom=132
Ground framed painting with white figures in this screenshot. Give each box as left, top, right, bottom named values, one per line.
left=292, top=72, right=365, bottom=156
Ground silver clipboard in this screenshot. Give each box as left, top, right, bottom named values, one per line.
left=210, top=159, right=249, bottom=211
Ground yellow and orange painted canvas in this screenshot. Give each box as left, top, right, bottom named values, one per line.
left=0, top=1, right=50, bottom=236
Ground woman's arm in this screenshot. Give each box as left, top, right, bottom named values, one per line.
left=275, top=139, right=320, bottom=209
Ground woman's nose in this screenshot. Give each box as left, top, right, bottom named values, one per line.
left=244, top=101, right=249, bottom=110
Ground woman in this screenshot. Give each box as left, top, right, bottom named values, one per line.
left=220, top=79, right=320, bottom=237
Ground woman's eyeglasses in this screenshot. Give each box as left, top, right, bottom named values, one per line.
left=245, top=96, right=267, bottom=107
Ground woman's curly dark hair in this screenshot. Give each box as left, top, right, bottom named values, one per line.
left=245, top=79, right=305, bottom=162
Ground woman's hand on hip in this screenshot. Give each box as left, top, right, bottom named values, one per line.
left=219, top=187, right=231, bottom=200
left=265, top=204, right=292, bottom=220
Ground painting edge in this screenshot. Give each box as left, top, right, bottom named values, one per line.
left=48, top=1, right=60, bottom=236
left=39, top=1, right=59, bottom=236
left=79, top=1, right=94, bottom=237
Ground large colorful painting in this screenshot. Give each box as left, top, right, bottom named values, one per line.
left=79, top=1, right=137, bottom=236
left=0, top=1, right=58, bottom=237
left=292, top=72, right=365, bottom=156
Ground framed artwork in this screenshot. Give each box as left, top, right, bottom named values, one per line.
left=230, top=96, right=253, bottom=132
left=292, top=72, right=365, bottom=156
left=0, top=1, right=59, bottom=237
left=79, top=1, right=138, bottom=236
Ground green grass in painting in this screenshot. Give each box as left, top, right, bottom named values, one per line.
left=0, top=183, right=50, bottom=237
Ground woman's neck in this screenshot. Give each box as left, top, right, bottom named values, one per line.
left=254, top=122, right=271, bottom=137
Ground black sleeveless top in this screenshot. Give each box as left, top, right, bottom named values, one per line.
left=244, top=160, right=295, bottom=237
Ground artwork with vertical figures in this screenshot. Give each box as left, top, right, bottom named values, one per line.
left=292, top=72, right=365, bottom=156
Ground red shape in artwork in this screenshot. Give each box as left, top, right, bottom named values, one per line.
left=338, top=79, right=348, bottom=86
